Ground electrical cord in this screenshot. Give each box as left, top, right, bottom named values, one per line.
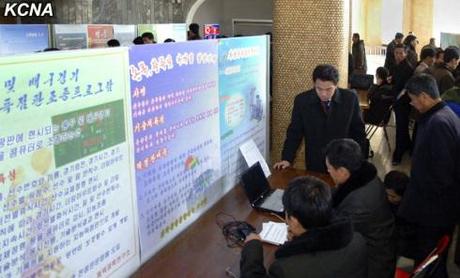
left=216, top=212, right=256, bottom=248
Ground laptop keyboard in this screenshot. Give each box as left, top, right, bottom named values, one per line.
left=260, top=189, right=284, bottom=212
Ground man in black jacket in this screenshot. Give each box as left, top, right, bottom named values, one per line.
left=325, top=139, right=396, bottom=278
left=240, top=176, right=367, bottom=278
left=274, top=64, right=366, bottom=173
left=390, top=44, right=415, bottom=165
left=352, top=33, right=367, bottom=74
left=428, top=47, right=460, bottom=95
left=385, top=32, right=404, bottom=70
left=399, top=74, right=460, bottom=278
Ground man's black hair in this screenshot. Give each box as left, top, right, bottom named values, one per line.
left=405, top=73, right=440, bottom=99
left=107, top=39, right=120, bottom=47
left=133, top=36, right=144, bottom=45
left=444, top=47, right=460, bottom=64
left=189, top=23, right=200, bottom=34
left=383, top=170, right=409, bottom=196
left=312, top=64, right=339, bottom=85
left=282, top=176, right=333, bottom=229
left=325, top=138, right=363, bottom=172
left=435, top=47, right=444, bottom=58
left=376, top=66, right=389, bottom=81
left=353, top=33, right=360, bottom=40
left=141, top=32, right=154, bottom=41
left=43, top=47, right=60, bottom=52
left=420, top=47, right=435, bottom=61
left=395, top=32, right=404, bottom=39
left=164, top=38, right=176, bottom=43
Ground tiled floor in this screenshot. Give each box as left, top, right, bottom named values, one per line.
left=367, top=117, right=460, bottom=277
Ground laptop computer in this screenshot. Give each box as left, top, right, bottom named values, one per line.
left=241, top=162, right=284, bottom=215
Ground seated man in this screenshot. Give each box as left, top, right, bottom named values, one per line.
left=240, top=176, right=367, bottom=278
left=364, top=67, right=394, bottom=126
left=325, top=139, right=395, bottom=278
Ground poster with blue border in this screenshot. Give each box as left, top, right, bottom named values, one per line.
left=128, top=41, right=221, bottom=261
left=218, top=36, right=269, bottom=191
left=0, top=24, right=50, bottom=56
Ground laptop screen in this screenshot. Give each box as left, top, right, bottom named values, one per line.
left=241, top=162, right=271, bottom=203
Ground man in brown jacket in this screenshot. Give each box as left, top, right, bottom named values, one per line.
left=429, top=47, right=460, bottom=95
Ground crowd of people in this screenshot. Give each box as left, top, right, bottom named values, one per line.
left=240, top=31, right=460, bottom=278
left=106, top=23, right=202, bottom=47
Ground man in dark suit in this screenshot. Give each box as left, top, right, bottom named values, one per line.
left=274, top=64, right=366, bottom=173
left=399, top=74, right=460, bottom=278
left=385, top=32, right=404, bottom=70
left=240, top=176, right=367, bottom=278
left=390, top=44, right=414, bottom=165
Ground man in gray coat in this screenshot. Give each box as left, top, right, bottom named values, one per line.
left=325, top=138, right=396, bottom=278
left=240, top=176, right=367, bottom=278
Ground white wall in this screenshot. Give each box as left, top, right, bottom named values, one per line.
left=351, top=0, right=364, bottom=36
left=433, top=0, right=460, bottom=45
left=192, top=0, right=273, bottom=37
left=381, top=0, right=403, bottom=44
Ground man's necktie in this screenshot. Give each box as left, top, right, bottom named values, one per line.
left=322, top=100, right=331, bottom=113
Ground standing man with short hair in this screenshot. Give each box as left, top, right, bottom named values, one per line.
left=385, top=32, right=404, bottom=70
left=352, top=33, right=367, bottom=74
left=325, top=139, right=396, bottom=278
left=415, top=48, right=435, bottom=74
left=274, top=64, right=366, bottom=173
left=399, top=74, right=460, bottom=278
left=390, top=44, right=414, bottom=165
left=429, top=47, right=460, bottom=95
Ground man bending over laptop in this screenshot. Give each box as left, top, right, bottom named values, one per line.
left=240, top=176, right=367, bottom=278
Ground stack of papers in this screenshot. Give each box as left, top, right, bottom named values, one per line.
left=259, top=221, right=288, bottom=245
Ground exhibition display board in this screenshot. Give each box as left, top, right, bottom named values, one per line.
left=53, top=24, right=88, bottom=50
left=0, top=24, right=50, bottom=56
left=0, top=36, right=269, bottom=276
left=218, top=36, right=269, bottom=192
left=129, top=40, right=221, bottom=261
left=0, top=48, right=140, bottom=277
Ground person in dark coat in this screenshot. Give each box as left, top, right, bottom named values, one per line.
left=364, top=67, right=394, bottom=125
left=399, top=74, right=460, bottom=277
left=274, top=64, right=366, bottom=173
left=240, top=176, right=368, bottom=278
left=390, top=44, right=414, bottom=165
left=325, top=139, right=396, bottom=278
left=428, top=47, right=460, bottom=95
left=352, top=33, right=367, bottom=74
left=403, top=35, right=418, bottom=67
left=385, top=32, right=404, bottom=70
left=383, top=171, right=416, bottom=259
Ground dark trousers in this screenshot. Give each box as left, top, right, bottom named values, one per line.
left=413, top=225, right=454, bottom=278
left=393, top=102, right=412, bottom=159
